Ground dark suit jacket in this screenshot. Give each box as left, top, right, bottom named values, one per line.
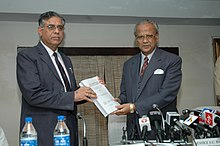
left=119, top=48, right=182, bottom=139
left=17, top=42, right=78, bottom=146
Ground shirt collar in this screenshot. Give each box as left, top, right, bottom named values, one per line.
left=40, top=41, right=58, bottom=57
left=141, top=48, right=156, bottom=62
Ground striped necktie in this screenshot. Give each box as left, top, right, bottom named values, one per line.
left=140, top=57, right=148, bottom=76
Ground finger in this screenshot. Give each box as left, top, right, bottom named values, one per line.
left=112, top=110, right=118, bottom=115
left=84, top=97, right=93, bottom=102
left=88, top=93, right=97, bottom=98
left=88, top=91, right=96, bottom=96
left=114, top=110, right=123, bottom=115
left=115, top=105, right=123, bottom=109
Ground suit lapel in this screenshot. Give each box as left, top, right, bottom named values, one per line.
left=59, top=52, right=75, bottom=89
left=37, top=43, right=63, bottom=84
left=136, top=48, right=162, bottom=99
left=131, top=54, right=142, bottom=102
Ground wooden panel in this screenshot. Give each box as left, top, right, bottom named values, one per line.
left=59, top=47, right=179, bottom=56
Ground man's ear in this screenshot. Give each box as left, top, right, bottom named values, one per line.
left=38, top=26, right=43, bottom=37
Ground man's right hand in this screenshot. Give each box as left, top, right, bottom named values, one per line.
left=74, top=87, right=97, bottom=102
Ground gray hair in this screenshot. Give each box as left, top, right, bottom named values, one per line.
left=38, top=11, right=65, bottom=27
left=134, top=19, right=159, bottom=36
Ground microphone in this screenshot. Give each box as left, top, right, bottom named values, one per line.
left=183, top=114, right=199, bottom=127
left=183, top=114, right=204, bottom=139
left=181, top=109, right=191, bottom=120
left=77, top=113, right=88, bottom=146
left=213, top=125, right=220, bottom=137
left=130, top=127, right=136, bottom=140
left=197, top=109, right=220, bottom=137
left=192, top=123, right=213, bottom=138
left=173, top=118, right=191, bottom=136
left=165, top=112, right=181, bottom=141
left=166, top=112, right=180, bottom=126
left=139, top=115, right=151, bottom=141
left=181, top=109, right=201, bottom=121
left=182, top=109, right=201, bottom=116
left=214, top=116, right=220, bottom=126
left=148, top=110, right=163, bottom=143
left=152, top=104, right=165, bottom=131
left=199, top=108, right=220, bottom=127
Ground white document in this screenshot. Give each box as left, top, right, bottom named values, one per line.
left=79, top=76, right=120, bottom=117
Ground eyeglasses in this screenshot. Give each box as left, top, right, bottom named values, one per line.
left=44, top=24, right=65, bottom=31
left=136, top=34, right=156, bottom=40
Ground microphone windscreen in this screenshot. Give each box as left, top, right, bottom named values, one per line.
left=139, top=116, right=151, bottom=131
left=152, top=104, right=158, bottom=109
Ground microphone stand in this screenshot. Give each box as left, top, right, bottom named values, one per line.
left=77, top=113, right=88, bottom=146
left=152, top=104, right=165, bottom=131
left=154, top=121, right=163, bottom=143
left=152, top=104, right=166, bottom=141
left=169, top=126, right=175, bottom=142
left=121, top=127, right=127, bottom=144
left=141, top=125, right=148, bottom=142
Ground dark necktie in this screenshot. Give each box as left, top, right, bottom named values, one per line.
left=53, top=52, right=71, bottom=91
left=140, top=57, right=148, bottom=76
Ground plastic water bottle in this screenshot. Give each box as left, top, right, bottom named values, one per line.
left=53, top=115, right=70, bottom=146
left=20, top=117, right=38, bottom=146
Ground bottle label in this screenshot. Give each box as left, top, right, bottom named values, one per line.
left=54, top=134, right=70, bottom=146
left=20, top=137, right=38, bottom=146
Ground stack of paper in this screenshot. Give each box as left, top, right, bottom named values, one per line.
left=79, top=76, right=120, bottom=117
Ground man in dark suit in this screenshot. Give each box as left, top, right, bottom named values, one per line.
left=16, top=11, right=97, bottom=146
left=113, top=19, right=182, bottom=140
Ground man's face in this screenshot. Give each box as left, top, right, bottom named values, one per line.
left=38, top=16, right=65, bottom=51
left=135, top=23, right=159, bottom=56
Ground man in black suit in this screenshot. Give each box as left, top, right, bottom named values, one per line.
left=16, top=11, right=97, bottom=146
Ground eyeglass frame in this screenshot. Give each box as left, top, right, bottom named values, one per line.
left=135, top=34, right=157, bottom=41
left=42, top=24, right=65, bottom=31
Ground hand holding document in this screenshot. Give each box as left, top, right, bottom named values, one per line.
left=79, top=76, right=120, bottom=117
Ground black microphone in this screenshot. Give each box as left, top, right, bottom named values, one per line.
left=130, top=127, right=136, bottom=140
left=173, top=118, right=191, bottom=136
left=165, top=112, right=181, bottom=141
left=152, top=104, right=165, bottom=131
left=181, top=109, right=191, bottom=120
left=141, top=126, right=148, bottom=141
left=214, top=116, right=220, bottom=126
left=166, top=112, right=180, bottom=126
left=148, top=110, right=163, bottom=143
left=193, top=123, right=213, bottom=138
left=139, top=115, right=151, bottom=141
left=181, top=109, right=201, bottom=121
left=200, top=123, right=215, bottom=138
left=183, top=115, right=204, bottom=139
left=213, top=125, right=220, bottom=137
left=182, top=109, right=201, bottom=116
left=77, top=113, right=88, bottom=146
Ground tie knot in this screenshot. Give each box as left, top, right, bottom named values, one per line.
left=144, top=57, right=148, bottom=63
left=53, top=52, right=58, bottom=58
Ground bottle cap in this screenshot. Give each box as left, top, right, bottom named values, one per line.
left=58, top=115, right=65, bottom=121
left=25, top=117, right=32, bottom=122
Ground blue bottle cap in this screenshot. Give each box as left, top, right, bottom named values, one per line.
left=25, top=117, right=32, bottom=122
left=58, top=115, right=65, bottom=121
